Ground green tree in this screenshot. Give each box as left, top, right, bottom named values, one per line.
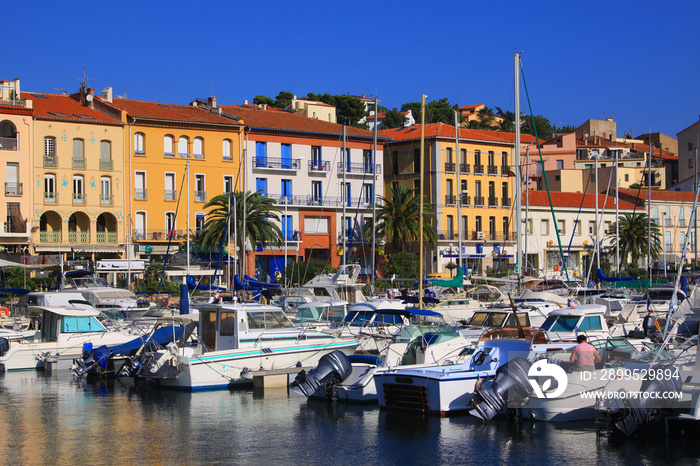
left=382, top=109, right=406, bottom=129
left=334, top=94, right=367, bottom=127
left=366, top=184, right=437, bottom=252
left=284, top=259, right=336, bottom=286
left=274, top=91, right=294, bottom=108
left=522, top=114, right=554, bottom=141
left=553, top=124, right=578, bottom=134
left=401, top=98, right=461, bottom=125
left=476, top=106, right=497, bottom=128
left=199, top=191, right=284, bottom=253
left=385, top=252, right=419, bottom=279
left=253, top=95, right=274, bottom=106
left=607, top=213, right=661, bottom=267
left=495, top=107, right=516, bottom=132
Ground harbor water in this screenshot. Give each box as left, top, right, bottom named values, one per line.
left=1, top=371, right=699, bottom=465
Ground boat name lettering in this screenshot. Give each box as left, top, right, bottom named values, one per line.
left=395, top=377, right=413, bottom=384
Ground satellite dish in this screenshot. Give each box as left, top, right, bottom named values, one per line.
left=86, top=94, right=93, bottom=102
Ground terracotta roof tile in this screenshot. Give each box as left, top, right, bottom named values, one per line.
left=615, top=188, right=697, bottom=203
left=524, top=190, right=636, bottom=210
left=380, top=122, right=536, bottom=145
left=219, top=104, right=377, bottom=139
left=28, top=92, right=121, bottom=125
left=108, top=98, right=239, bottom=126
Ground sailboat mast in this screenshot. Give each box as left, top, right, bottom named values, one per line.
left=616, top=150, right=620, bottom=277
left=342, top=125, right=347, bottom=267
left=648, top=138, right=652, bottom=287
left=418, top=94, right=426, bottom=305
left=595, top=153, right=599, bottom=273
left=371, top=97, right=378, bottom=296
left=228, top=194, right=232, bottom=290
left=514, top=53, right=522, bottom=290
left=524, top=147, right=530, bottom=276
left=186, top=158, right=190, bottom=283
left=455, top=111, right=462, bottom=274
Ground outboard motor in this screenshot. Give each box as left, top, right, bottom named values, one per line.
left=0, top=337, right=8, bottom=357
left=292, top=350, right=352, bottom=400
left=470, top=357, right=533, bottom=421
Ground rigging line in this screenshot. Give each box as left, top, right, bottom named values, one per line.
left=157, top=169, right=188, bottom=296
left=519, top=61, right=570, bottom=285
left=584, top=169, right=614, bottom=285
left=564, top=169, right=593, bottom=268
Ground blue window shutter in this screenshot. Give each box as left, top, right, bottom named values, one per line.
left=256, top=178, right=267, bottom=196
left=281, top=144, right=291, bottom=169
left=256, top=142, right=266, bottom=165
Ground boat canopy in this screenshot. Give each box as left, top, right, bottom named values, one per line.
left=28, top=305, right=100, bottom=317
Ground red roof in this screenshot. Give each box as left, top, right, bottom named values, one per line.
left=380, top=122, right=519, bottom=145
left=108, top=98, right=238, bottom=126
left=616, top=188, right=696, bottom=203
left=524, top=190, right=636, bottom=210
left=219, top=104, right=376, bottom=139
left=459, top=104, right=483, bottom=111
left=28, top=92, right=121, bottom=125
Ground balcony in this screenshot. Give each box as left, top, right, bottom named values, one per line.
left=460, top=163, right=470, bottom=174
left=44, top=155, right=58, bottom=168
left=337, top=162, right=382, bottom=175
left=0, top=136, right=18, bottom=151
left=488, top=197, right=498, bottom=206
left=179, top=152, right=190, bottom=158
left=501, top=165, right=511, bottom=175
left=473, top=164, right=484, bottom=174
left=5, top=183, right=22, bottom=196
left=100, top=194, right=114, bottom=206
left=165, top=190, right=177, bottom=201
left=39, top=231, right=61, bottom=244
left=72, top=158, right=87, bottom=169
left=487, top=165, right=498, bottom=175
left=96, top=232, right=118, bottom=243
left=501, top=197, right=512, bottom=207
left=461, top=194, right=471, bottom=205
left=271, top=194, right=378, bottom=209
left=445, top=194, right=456, bottom=205
left=474, top=196, right=484, bottom=206
left=68, top=231, right=90, bottom=244
left=100, top=159, right=113, bottom=171
left=253, top=157, right=302, bottom=170
left=664, top=219, right=673, bottom=227
left=308, top=160, right=330, bottom=172
left=444, top=162, right=456, bottom=172
left=679, top=220, right=687, bottom=227
left=193, top=153, right=204, bottom=159
left=132, top=229, right=187, bottom=241
left=73, top=193, right=86, bottom=205
left=135, top=189, right=147, bottom=200
left=195, top=191, right=207, bottom=202
left=437, top=230, right=458, bottom=241
left=44, top=192, right=58, bottom=204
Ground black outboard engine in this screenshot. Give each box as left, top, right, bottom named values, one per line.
left=0, top=337, right=9, bottom=357
left=292, top=350, right=352, bottom=400
left=470, top=357, right=533, bottom=421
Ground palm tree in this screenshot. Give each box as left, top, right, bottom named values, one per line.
left=365, top=184, right=437, bottom=252
left=606, top=213, right=661, bottom=268
left=199, top=191, right=284, bottom=253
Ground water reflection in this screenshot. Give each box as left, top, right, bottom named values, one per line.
left=0, top=372, right=699, bottom=464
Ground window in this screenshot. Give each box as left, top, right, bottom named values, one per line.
left=344, top=182, right=351, bottom=206
left=414, top=149, right=420, bottom=173
left=178, top=136, right=189, bottom=157
left=135, top=171, right=147, bottom=200
left=224, top=175, right=234, bottom=194
left=282, top=214, right=293, bottom=241
left=281, top=179, right=292, bottom=199
left=363, top=183, right=373, bottom=204
left=446, top=179, right=453, bottom=199
left=312, top=146, right=322, bottom=165
left=488, top=151, right=495, bottom=166
left=503, top=217, right=510, bottom=240
left=73, top=175, right=85, bottom=205
left=255, top=178, right=267, bottom=197
left=164, top=135, right=174, bottom=156
left=555, top=175, right=561, bottom=181
left=312, top=181, right=322, bottom=203
left=502, top=182, right=508, bottom=199
left=625, top=173, right=629, bottom=182
left=574, top=220, right=581, bottom=236
left=223, top=139, right=232, bottom=160
left=73, top=139, right=85, bottom=168
left=462, top=216, right=468, bottom=239
left=474, top=181, right=481, bottom=198
left=474, top=150, right=481, bottom=166
left=165, top=212, right=176, bottom=233
left=446, top=215, right=454, bottom=237
left=134, top=211, right=146, bottom=239
left=256, top=141, right=267, bottom=165
left=489, top=216, right=496, bottom=240
left=589, top=221, right=596, bottom=235
left=44, top=136, right=56, bottom=156
left=488, top=181, right=495, bottom=198
left=193, top=137, right=204, bottom=159
left=461, top=149, right=467, bottom=165
left=690, top=142, right=694, bottom=151
left=100, top=140, right=112, bottom=170
left=134, top=132, right=145, bottom=154
left=195, top=213, right=205, bottom=238
left=475, top=216, right=482, bottom=232
left=527, top=219, right=532, bottom=234
left=305, top=217, right=328, bottom=234
left=666, top=231, right=672, bottom=252
left=446, top=147, right=453, bottom=164
left=164, top=173, right=176, bottom=200
left=5, top=163, right=19, bottom=195
left=557, top=219, right=565, bottom=235
left=501, top=152, right=508, bottom=167
left=391, top=151, right=399, bottom=175
left=194, top=174, right=206, bottom=202
left=281, top=143, right=292, bottom=169
left=556, top=160, right=564, bottom=170
left=44, top=174, right=56, bottom=204
left=100, top=177, right=112, bottom=205
left=541, top=219, right=549, bottom=235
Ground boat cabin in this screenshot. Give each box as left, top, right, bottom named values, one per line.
left=293, top=300, right=348, bottom=326
left=34, top=306, right=106, bottom=343
left=466, top=310, right=532, bottom=329
left=197, top=304, right=295, bottom=353
left=341, top=299, right=411, bottom=328
left=537, top=304, right=609, bottom=341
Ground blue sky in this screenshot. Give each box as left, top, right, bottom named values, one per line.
left=10, top=1, right=699, bottom=138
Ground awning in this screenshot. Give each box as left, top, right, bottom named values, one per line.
left=661, top=254, right=680, bottom=263
left=71, top=246, right=124, bottom=253
left=34, top=246, right=73, bottom=252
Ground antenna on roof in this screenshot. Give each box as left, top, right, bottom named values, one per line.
left=54, top=88, right=67, bottom=95
left=77, top=68, right=94, bottom=93
left=210, top=81, right=213, bottom=97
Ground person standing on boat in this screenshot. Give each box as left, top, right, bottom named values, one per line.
left=569, top=335, right=601, bottom=372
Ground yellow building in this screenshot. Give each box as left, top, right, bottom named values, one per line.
left=380, top=123, right=516, bottom=275
left=31, top=88, right=126, bottom=261
left=97, top=93, right=244, bottom=264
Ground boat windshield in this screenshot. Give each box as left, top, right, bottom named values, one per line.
left=343, top=310, right=403, bottom=327
left=294, top=305, right=326, bottom=323
left=468, top=312, right=529, bottom=328
left=541, top=315, right=579, bottom=332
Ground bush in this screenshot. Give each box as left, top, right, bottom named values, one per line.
left=284, top=260, right=336, bottom=286
left=385, top=252, right=419, bottom=280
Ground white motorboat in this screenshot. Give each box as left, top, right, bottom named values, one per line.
left=292, top=300, right=349, bottom=330
left=0, top=306, right=137, bottom=371
left=373, top=338, right=532, bottom=415
left=136, top=303, right=358, bottom=390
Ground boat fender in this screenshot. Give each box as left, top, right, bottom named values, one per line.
left=0, top=306, right=8, bottom=318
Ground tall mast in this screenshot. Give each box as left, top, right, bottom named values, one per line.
left=514, top=53, right=522, bottom=290
left=595, top=151, right=600, bottom=272
left=342, top=125, right=347, bottom=267
left=371, top=97, right=378, bottom=296
left=455, top=110, right=462, bottom=273
left=186, top=159, right=190, bottom=282
left=524, top=147, right=530, bottom=276
left=616, top=150, right=620, bottom=277
left=648, top=138, right=652, bottom=287
left=418, top=94, right=426, bottom=305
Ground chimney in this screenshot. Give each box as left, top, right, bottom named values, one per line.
left=13, top=78, right=20, bottom=100
left=262, top=104, right=268, bottom=110
left=87, top=88, right=95, bottom=108
left=102, top=87, right=113, bottom=103
left=208, top=96, right=217, bottom=108
left=0, top=80, right=8, bottom=100
left=243, top=100, right=248, bottom=105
